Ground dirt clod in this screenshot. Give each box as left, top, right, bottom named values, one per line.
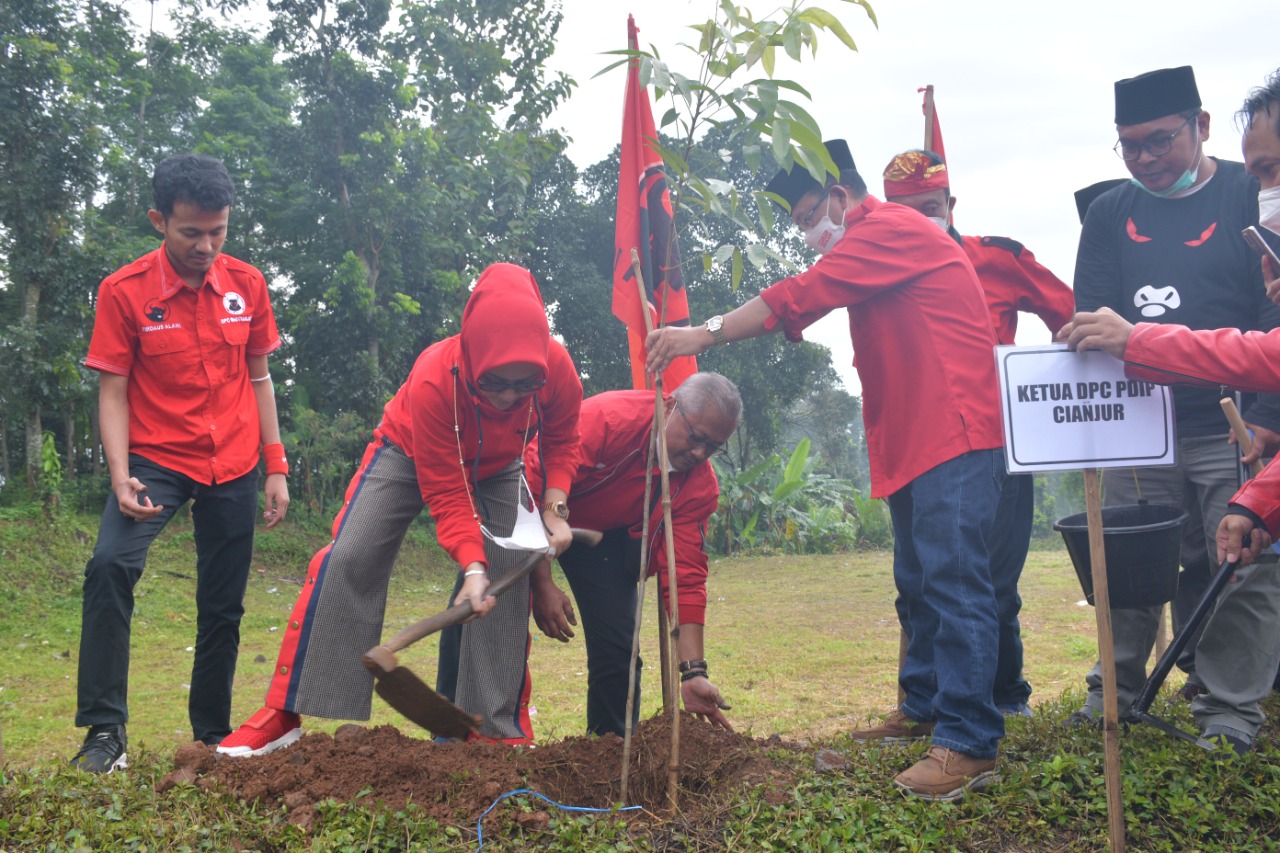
left=195, top=712, right=800, bottom=833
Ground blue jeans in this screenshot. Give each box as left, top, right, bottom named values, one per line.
left=889, top=449, right=1005, bottom=759
left=990, top=472, right=1034, bottom=708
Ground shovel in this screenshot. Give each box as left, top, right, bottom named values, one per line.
left=362, top=528, right=603, bottom=738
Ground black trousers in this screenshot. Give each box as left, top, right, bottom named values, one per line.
left=557, top=528, right=644, bottom=737
left=75, top=454, right=258, bottom=744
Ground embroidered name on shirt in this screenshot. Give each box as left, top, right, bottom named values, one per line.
left=141, top=322, right=184, bottom=332
left=220, top=315, right=253, bottom=324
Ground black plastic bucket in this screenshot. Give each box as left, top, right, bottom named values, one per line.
left=1053, top=503, right=1188, bottom=609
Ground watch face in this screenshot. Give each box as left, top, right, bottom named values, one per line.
left=707, top=316, right=722, bottom=331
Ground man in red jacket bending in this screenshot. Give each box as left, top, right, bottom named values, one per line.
left=522, top=372, right=741, bottom=736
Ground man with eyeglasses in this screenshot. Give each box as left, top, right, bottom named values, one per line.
left=521, top=372, right=742, bottom=736
left=1066, top=66, right=1280, bottom=755
left=645, top=140, right=1007, bottom=801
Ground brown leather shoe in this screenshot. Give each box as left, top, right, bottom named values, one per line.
left=893, top=746, right=998, bottom=801
left=850, top=709, right=935, bottom=742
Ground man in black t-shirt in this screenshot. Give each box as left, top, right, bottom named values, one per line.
left=1069, top=66, right=1280, bottom=755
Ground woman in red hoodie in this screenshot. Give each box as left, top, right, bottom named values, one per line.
left=218, top=263, right=582, bottom=754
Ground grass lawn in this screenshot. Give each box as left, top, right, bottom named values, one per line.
left=10, top=507, right=1280, bottom=852
left=1, top=510, right=1112, bottom=765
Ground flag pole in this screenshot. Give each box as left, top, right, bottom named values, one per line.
left=922, top=84, right=936, bottom=151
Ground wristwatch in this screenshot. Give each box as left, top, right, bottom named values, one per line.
left=543, top=500, right=570, bottom=520
left=705, top=315, right=727, bottom=346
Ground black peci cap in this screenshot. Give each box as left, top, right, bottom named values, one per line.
left=764, top=139, right=855, bottom=210
left=1114, top=66, right=1201, bottom=125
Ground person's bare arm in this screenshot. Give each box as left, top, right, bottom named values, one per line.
left=99, top=372, right=164, bottom=520
left=645, top=297, right=777, bottom=375
left=676, top=622, right=732, bottom=730
left=249, top=354, right=290, bottom=528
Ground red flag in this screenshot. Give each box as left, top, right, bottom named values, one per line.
left=919, top=85, right=947, bottom=164
left=614, top=14, right=696, bottom=391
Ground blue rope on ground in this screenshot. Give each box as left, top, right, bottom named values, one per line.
left=474, top=787, right=642, bottom=850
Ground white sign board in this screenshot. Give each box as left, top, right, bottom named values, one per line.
left=996, top=344, right=1176, bottom=473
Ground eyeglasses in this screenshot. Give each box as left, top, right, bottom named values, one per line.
left=1113, top=115, right=1197, bottom=161
left=674, top=399, right=726, bottom=456
left=475, top=375, right=546, bottom=394
left=796, top=189, right=832, bottom=230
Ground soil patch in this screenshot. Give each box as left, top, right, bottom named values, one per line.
left=166, top=713, right=801, bottom=836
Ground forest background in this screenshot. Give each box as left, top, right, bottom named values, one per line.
left=0, top=0, right=1086, bottom=550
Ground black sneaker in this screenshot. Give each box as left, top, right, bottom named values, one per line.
left=71, top=724, right=128, bottom=774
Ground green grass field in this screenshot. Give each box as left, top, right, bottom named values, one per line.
left=0, top=507, right=1107, bottom=765
left=8, top=506, right=1280, bottom=852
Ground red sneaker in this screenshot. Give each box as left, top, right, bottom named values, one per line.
left=216, top=707, right=302, bottom=757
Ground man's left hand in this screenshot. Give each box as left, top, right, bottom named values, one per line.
left=531, top=570, right=577, bottom=642
left=263, top=473, right=290, bottom=529
left=681, top=677, right=733, bottom=731
left=1238, top=422, right=1280, bottom=466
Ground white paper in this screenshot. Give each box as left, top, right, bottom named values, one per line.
left=995, top=344, right=1176, bottom=474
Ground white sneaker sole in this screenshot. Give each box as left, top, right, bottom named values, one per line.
left=216, top=726, right=303, bottom=758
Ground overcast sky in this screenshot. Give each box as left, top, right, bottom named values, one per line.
left=129, top=0, right=1277, bottom=394
left=546, top=0, right=1277, bottom=392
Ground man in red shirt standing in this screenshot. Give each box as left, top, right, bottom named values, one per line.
left=646, top=140, right=1006, bottom=801
left=881, top=149, right=1076, bottom=718
left=73, top=153, right=290, bottom=773
left=523, top=373, right=740, bottom=736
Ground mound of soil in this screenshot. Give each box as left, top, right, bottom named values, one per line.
left=164, top=713, right=801, bottom=835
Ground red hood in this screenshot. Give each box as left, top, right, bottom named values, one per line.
left=459, top=263, right=551, bottom=399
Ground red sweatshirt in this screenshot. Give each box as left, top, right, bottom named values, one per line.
left=378, top=264, right=583, bottom=568
left=1125, top=322, right=1280, bottom=535
left=526, top=390, right=718, bottom=625
left=959, top=234, right=1075, bottom=346
left=760, top=195, right=1004, bottom=498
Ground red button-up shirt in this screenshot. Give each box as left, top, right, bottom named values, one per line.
left=85, top=246, right=281, bottom=484
left=760, top=195, right=1004, bottom=497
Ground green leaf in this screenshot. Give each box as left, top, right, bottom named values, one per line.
left=770, top=119, right=791, bottom=165
left=731, top=247, right=743, bottom=289
left=782, top=22, right=802, bottom=61
left=784, top=437, right=811, bottom=483
left=763, top=43, right=776, bottom=78
left=744, top=242, right=769, bottom=268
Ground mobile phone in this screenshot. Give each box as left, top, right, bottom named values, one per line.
left=1243, top=225, right=1280, bottom=268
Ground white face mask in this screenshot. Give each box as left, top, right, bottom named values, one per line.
left=926, top=216, right=950, bottom=231
left=1260, top=186, right=1280, bottom=235
left=803, top=196, right=846, bottom=254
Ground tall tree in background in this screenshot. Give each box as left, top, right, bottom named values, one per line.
left=0, top=0, right=136, bottom=485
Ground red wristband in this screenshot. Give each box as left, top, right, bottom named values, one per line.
left=263, top=442, right=289, bottom=477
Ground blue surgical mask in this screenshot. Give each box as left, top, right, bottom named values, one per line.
left=1132, top=147, right=1202, bottom=199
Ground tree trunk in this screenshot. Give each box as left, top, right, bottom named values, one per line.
left=25, top=404, right=42, bottom=488
left=64, top=406, right=77, bottom=480
left=91, top=396, right=102, bottom=478
left=0, top=414, right=10, bottom=485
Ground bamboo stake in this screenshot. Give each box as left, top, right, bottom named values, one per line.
left=619, top=249, right=681, bottom=812
left=633, top=250, right=681, bottom=812
left=1221, top=397, right=1264, bottom=477
left=619, top=384, right=658, bottom=803
left=1085, top=468, right=1127, bottom=852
